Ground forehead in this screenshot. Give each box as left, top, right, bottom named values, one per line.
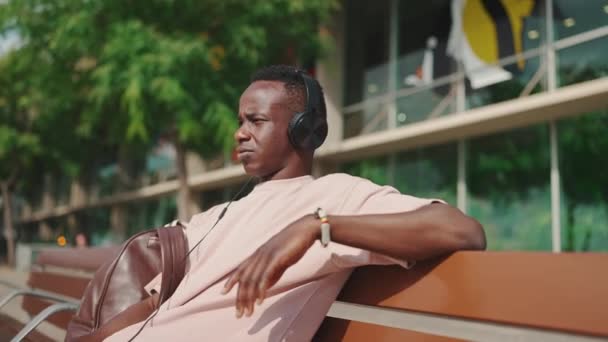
left=239, top=81, right=289, bottom=114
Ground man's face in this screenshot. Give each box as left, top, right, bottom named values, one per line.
left=235, top=80, right=295, bottom=178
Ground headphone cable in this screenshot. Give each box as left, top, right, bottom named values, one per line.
left=127, top=177, right=255, bottom=341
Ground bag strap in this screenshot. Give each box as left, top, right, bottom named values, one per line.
left=156, top=222, right=187, bottom=305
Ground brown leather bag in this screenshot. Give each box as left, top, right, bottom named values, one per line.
left=65, top=222, right=187, bottom=341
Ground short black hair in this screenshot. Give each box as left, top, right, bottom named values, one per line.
left=250, top=65, right=327, bottom=121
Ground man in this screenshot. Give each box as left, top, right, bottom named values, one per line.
left=105, top=65, right=485, bottom=341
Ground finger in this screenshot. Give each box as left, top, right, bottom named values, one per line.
left=257, top=259, right=287, bottom=305
left=242, top=253, right=269, bottom=317
left=236, top=253, right=263, bottom=318
left=223, top=257, right=252, bottom=295
left=246, top=252, right=272, bottom=309
left=222, top=267, right=242, bottom=295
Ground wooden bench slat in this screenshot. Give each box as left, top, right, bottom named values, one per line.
left=27, top=271, right=91, bottom=300
left=338, top=252, right=608, bottom=337
left=35, top=247, right=119, bottom=272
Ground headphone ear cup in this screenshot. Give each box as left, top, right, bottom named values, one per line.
left=310, top=119, right=328, bottom=149
left=288, top=112, right=313, bottom=149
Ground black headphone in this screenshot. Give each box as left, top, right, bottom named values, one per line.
left=287, top=72, right=328, bottom=150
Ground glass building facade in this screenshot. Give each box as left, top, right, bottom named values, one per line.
left=341, top=0, right=608, bottom=251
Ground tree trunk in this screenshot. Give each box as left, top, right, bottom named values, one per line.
left=117, top=145, right=133, bottom=191
left=110, top=205, right=127, bottom=243
left=1, top=182, right=15, bottom=267
left=565, top=202, right=576, bottom=252
left=175, top=141, right=193, bottom=222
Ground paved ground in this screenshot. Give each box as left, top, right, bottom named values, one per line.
left=0, top=266, right=65, bottom=341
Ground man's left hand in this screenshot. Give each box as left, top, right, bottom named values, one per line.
left=222, top=214, right=319, bottom=318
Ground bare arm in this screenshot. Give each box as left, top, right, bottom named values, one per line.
left=223, top=202, right=485, bottom=318
left=328, top=202, right=486, bottom=261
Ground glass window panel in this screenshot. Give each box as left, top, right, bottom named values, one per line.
left=397, top=0, right=453, bottom=91
left=341, top=144, right=456, bottom=205
left=343, top=102, right=389, bottom=138
left=558, top=109, right=608, bottom=251
left=466, top=56, right=542, bottom=109
left=460, top=1, right=545, bottom=107
left=394, top=143, right=457, bottom=206
left=553, top=2, right=608, bottom=88
left=395, top=0, right=545, bottom=120
left=553, top=0, right=608, bottom=40
left=396, top=86, right=456, bottom=126
left=342, top=156, right=390, bottom=186
left=557, top=36, right=608, bottom=87
left=467, top=124, right=551, bottom=251
left=344, top=0, right=390, bottom=106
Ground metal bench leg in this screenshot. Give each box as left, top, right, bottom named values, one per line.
left=10, top=302, right=79, bottom=342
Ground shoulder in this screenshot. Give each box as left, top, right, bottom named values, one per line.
left=313, top=172, right=372, bottom=188
left=187, top=202, right=229, bottom=228
left=315, top=173, right=397, bottom=194
left=312, top=173, right=401, bottom=210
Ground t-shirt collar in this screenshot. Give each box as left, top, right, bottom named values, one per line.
left=251, top=175, right=314, bottom=194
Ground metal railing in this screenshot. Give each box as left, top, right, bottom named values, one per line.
left=343, top=25, right=608, bottom=119
left=0, top=287, right=79, bottom=342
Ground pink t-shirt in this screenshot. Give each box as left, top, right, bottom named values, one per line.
left=105, top=173, right=439, bottom=341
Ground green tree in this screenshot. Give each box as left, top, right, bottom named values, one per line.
left=2, top=0, right=337, bottom=224
left=0, top=51, right=43, bottom=265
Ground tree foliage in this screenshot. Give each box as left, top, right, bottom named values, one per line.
left=0, top=0, right=338, bottom=245
left=3, top=0, right=337, bottom=153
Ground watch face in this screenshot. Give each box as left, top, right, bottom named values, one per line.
left=321, top=222, right=331, bottom=247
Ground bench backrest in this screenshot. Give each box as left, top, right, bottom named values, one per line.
left=23, top=247, right=119, bottom=329
left=24, top=249, right=608, bottom=341
left=314, top=251, right=608, bottom=341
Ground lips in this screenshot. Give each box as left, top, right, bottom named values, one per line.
left=236, top=147, right=254, bottom=160
left=236, top=147, right=254, bottom=153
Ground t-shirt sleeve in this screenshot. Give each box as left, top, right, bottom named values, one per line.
left=330, top=177, right=445, bottom=269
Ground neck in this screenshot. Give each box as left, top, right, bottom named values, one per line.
left=261, top=166, right=311, bottom=182
left=261, top=153, right=312, bottom=182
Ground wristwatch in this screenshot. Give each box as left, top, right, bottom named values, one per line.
left=314, top=207, right=331, bottom=247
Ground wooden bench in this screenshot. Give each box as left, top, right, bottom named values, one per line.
left=315, top=251, right=608, bottom=341
left=3, top=250, right=607, bottom=341
left=0, top=246, right=118, bottom=341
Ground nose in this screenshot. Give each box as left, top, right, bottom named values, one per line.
left=234, top=124, right=251, bottom=144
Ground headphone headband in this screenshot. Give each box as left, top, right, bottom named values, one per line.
left=287, top=70, right=327, bottom=150
left=299, top=71, right=319, bottom=116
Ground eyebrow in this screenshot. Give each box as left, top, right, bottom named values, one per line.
left=242, top=112, right=269, bottom=120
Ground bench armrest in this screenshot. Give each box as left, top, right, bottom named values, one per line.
left=11, top=302, right=79, bottom=342
left=0, top=288, right=79, bottom=311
